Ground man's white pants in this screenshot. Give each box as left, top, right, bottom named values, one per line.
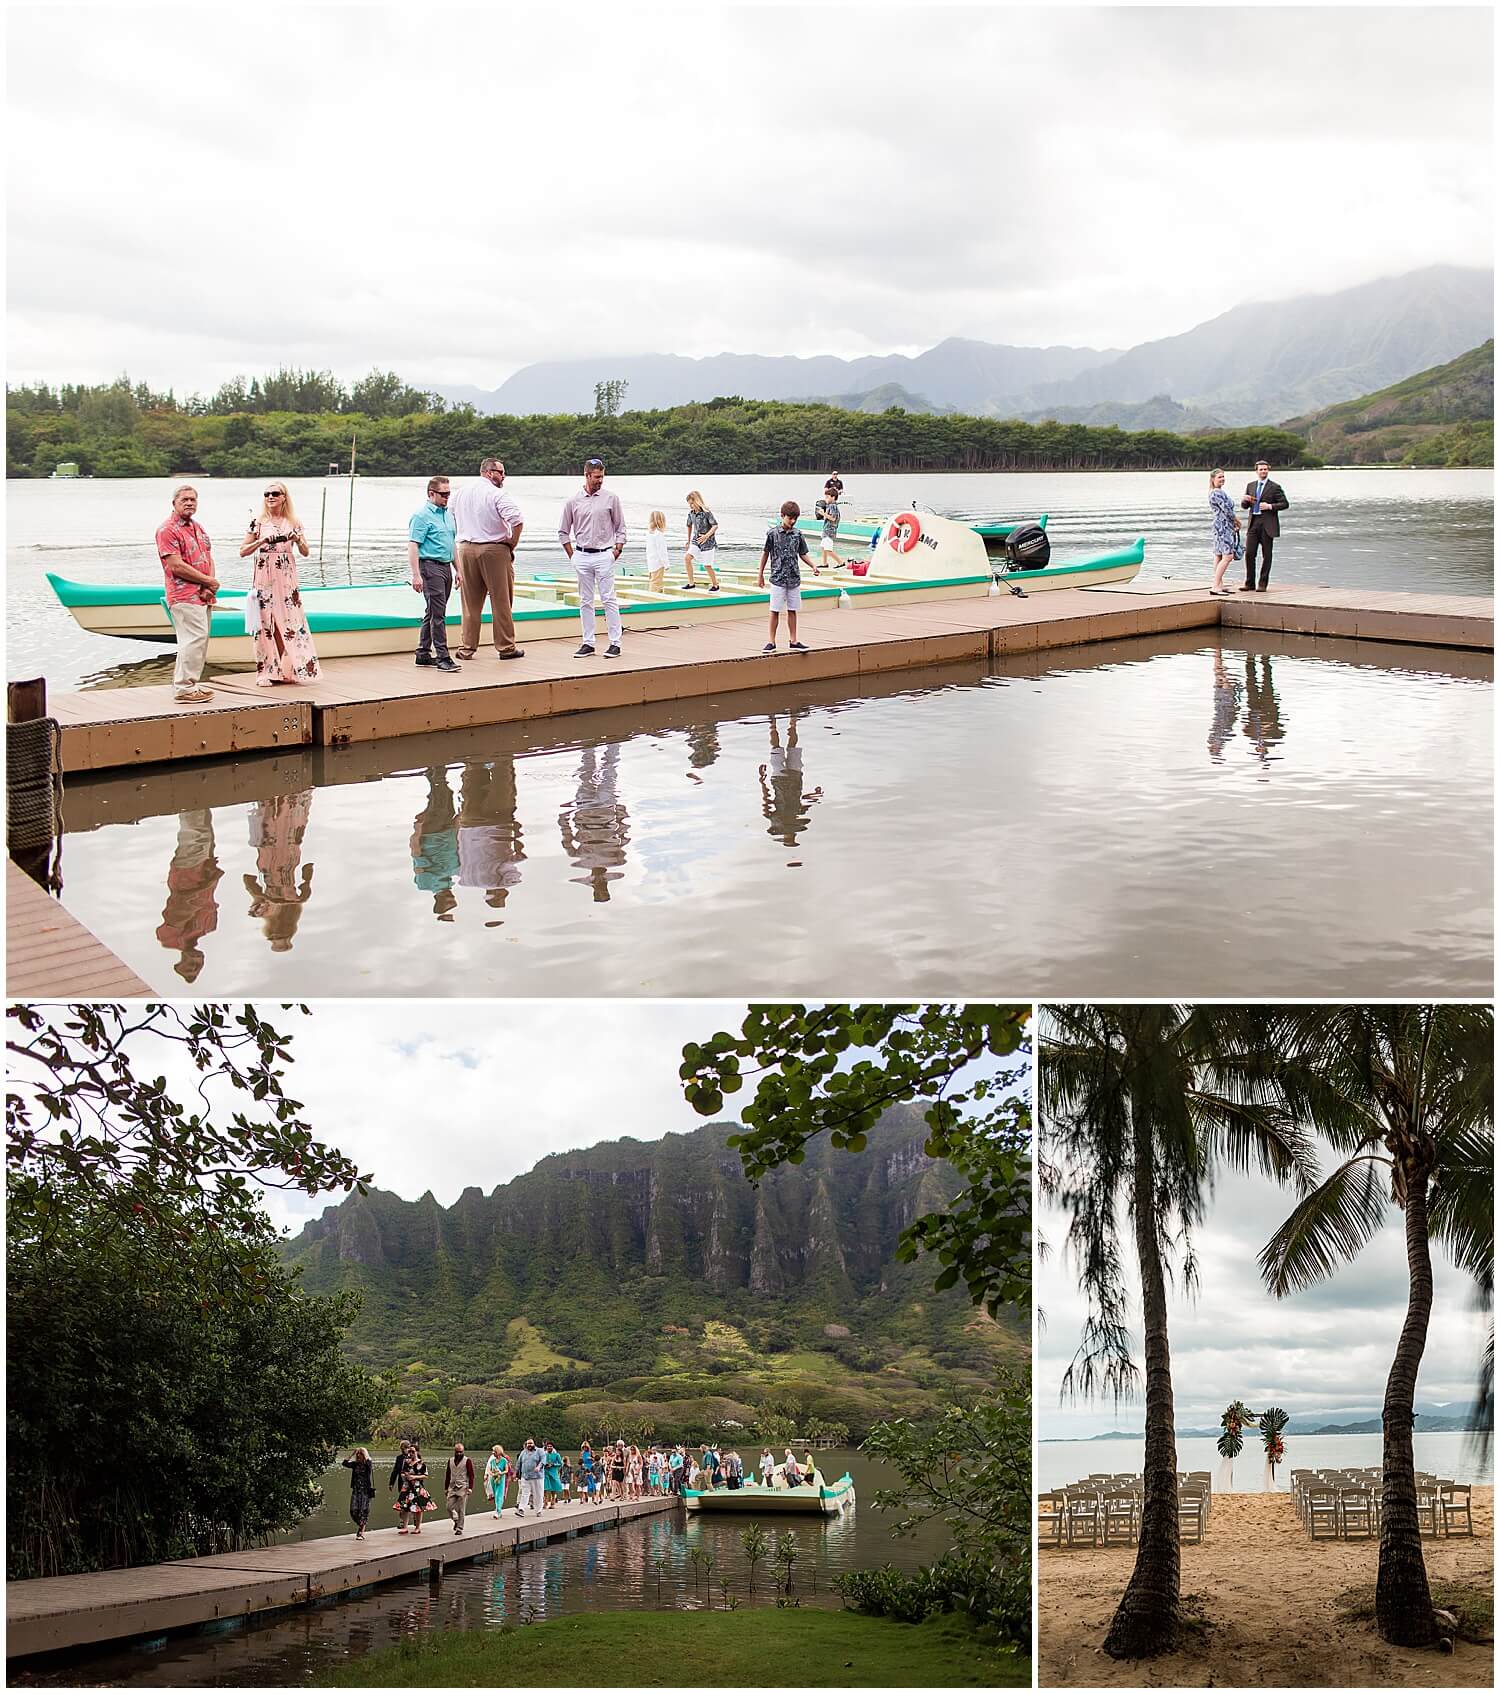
left=170, top=601, right=211, bottom=690
left=517, top=1474, right=544, bottom=1514
left=573, top=554, right=622, bottom=646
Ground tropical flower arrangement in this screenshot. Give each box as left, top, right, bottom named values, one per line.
left=1216, top=1399, right=1257, bottom=1459
left=1260, top=1406, right=1289, bottom=1476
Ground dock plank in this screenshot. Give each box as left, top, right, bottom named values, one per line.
left=6, top=859, right=154, bottom=997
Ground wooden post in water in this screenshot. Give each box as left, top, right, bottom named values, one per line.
left=7, top=678, right=59, bottom=890
left=345, top=431, right=357, bottom=580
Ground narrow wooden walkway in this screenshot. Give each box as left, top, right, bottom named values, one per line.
left=5, top=857, right=152, bottom=996
left=7, top=1494, right=676, bottom=1659
left=45, top=583, right=1493, bottom=774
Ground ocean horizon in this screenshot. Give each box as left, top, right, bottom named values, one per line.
left=1037, top=1429, right=1492, bottom=1493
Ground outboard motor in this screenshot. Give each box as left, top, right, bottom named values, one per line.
left=1005, top=523, right=1051, bottom=570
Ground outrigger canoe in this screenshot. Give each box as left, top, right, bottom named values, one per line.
left=797, top=510, right=1048, bottom=562
left=46, top=512, right=1143, bottom=663
left=683, top=1467, right=855, bottom=1516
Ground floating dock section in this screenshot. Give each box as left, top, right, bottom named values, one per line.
left=39, top=584, right=1494, bottom=775
left=7, top=1495, right=676, bottom=1661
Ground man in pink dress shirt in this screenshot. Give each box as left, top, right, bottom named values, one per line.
left=557, top=456, right=627, bottom=658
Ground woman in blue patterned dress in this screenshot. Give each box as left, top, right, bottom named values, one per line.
left=1208, top=468, right=1242, bottom=595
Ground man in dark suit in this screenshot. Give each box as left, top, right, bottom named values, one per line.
left=1240, top=459, right=1289, bottom=591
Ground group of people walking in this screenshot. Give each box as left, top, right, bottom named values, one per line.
left=1207, top=458, right=1289, bottom=595
left=342, top=1437, right=819, bottom=1538
left=156, top=464, right=848, bottom=703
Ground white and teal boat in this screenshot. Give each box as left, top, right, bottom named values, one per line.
left=683, top=1466, right=856, bottom=1516
left=46, top=515, right=1143, bottom=662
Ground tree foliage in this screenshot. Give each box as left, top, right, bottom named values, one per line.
left=7, top=1184, right=390, bottom=1578
left=681, top=1004, right=1031, bottom=1316
left=7, top=1002, right=370, bottom=1301
left=5, top=1002, right=388, bottom=1578
left=5, top=376, right=1321, bottom=479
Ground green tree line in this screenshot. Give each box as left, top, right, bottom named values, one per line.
left=7, top=375, right=1320, bottom=480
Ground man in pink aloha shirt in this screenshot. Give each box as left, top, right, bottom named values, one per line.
left=155, top=485, right=220, bottom=703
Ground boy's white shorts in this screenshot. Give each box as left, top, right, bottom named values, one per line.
left=768, top=583, right=802, bottom=612
left=686, top=542, right=714, bottom=562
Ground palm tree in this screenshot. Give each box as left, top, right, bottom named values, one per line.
left=1041, top=1005, right=1319, bottom=1659
left=1258, top=1005, right=1493, bottom=1649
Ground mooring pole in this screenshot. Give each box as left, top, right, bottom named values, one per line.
left=345, top=431, right=358, bottom=580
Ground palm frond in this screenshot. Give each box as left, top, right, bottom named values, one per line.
left=1258, top=1155, right=1388, bottom=1296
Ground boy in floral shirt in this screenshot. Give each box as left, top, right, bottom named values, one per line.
left=757, top=500, right=819, bottom=654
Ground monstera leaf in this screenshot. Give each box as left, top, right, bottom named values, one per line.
left=1259, top=1406, right=1290, bottom=1473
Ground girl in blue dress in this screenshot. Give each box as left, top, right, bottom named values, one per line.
left=1208, top=468, right=1242, bottom=595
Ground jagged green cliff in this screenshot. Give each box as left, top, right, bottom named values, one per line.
left=1280, top=341, right=1493, bottom=465
left=281, top=1112, right=1020, bottom=1443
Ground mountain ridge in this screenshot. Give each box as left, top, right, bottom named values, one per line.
left=282, top=1111, right=1017, bottom=1401
left=431, top=266, right=1492, bottom=429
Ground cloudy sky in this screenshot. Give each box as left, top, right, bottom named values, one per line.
left=1037, top=1155, right=1490, bottom=1431
left=30, top=1002, right=1026, bottom=1240
left=6, top=3, right=1492, bottom=394
left=83, top=1001, right=752, bottom=1235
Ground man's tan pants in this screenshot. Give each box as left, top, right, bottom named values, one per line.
left=458, top=542, right=518, bottom=654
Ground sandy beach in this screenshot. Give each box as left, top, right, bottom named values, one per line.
left=1039, top=1487, right=1494, bottom=1687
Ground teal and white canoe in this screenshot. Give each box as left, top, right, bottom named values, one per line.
left=46, top=522, right=1143, bottom=662
left=683, top=1467, right=856, bottom=1516
left=798, top=510, right=1047, bottom=561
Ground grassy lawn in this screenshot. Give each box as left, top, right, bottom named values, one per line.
left=314, top=1608, right=1029, bottom=1687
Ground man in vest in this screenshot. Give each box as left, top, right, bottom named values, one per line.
left=445, top=1442, right=475, bottom=1534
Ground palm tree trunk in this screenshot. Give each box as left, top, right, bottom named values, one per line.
left=1376, top=1172, right=1437, bottom=1647
left=1104, top=1120, right=1180, bottom=1658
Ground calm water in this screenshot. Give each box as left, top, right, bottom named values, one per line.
left=5, top=469, right=1492, bottom=690
left=52, top=629, right=1493, bottom=997
left=1037, top=1430, right=1492, bottom=1494
left=17, top=1449, right=944, bottom=1687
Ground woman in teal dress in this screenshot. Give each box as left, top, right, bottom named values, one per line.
left=542, top=1440, right=563, bottom=1510
left=484, top=1445, right=509, bottom=1515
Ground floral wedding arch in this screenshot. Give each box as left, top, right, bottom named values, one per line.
left=1216, top=1401, right=1290, bottom=1489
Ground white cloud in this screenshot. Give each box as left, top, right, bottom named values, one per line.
left=6, top=4, right=1491, bottom=390
left=1038, top=1155, right=1491, bottom=1435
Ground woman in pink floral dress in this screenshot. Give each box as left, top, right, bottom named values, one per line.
left=239, top=481, right=320, bottom=685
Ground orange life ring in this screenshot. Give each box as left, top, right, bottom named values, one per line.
left=888, top=512, right=921, bottom=554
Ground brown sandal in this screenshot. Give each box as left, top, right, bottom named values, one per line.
left=454, top=648, right=477, bottom=660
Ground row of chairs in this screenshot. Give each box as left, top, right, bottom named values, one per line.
left=1039, top=1472, right=1213, bottom=1548
left=1292, top=1469, right=1473, bottom=1540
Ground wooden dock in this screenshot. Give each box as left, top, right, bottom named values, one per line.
left=6, top=1495, right=676, bottom=1660
left=42, top=583, right=1494, bottom=775
left=5, top=857, right=152, bottom=996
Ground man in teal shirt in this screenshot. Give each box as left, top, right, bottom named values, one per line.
left=408, top=475, right=460, bottom=671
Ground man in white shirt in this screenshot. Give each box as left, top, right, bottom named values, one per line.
left=450, top=457, right=525, bottom=660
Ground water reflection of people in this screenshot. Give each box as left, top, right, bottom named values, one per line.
left=155, top=808, right=223, bottom=982
left=456, top=756, right=525, bottom=915
left=685, top=721, right=720, bottom=776
left=1242, top=652, right=1286, bottom=766
left=1207, top=647, right=1241, bottom=765
left=559, top=743, right=630, bottom=901
left=758, top=713, right=823, bottom=846
left=410, top=767, right=460, bottom=919
left=243, top=791, right=314, bottom=951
